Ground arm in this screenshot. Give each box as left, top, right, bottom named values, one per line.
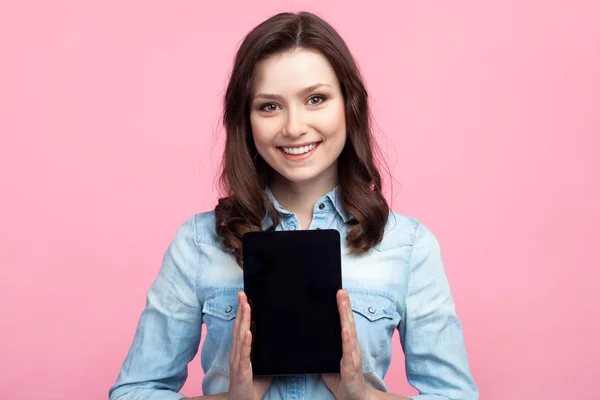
left=109, top=216, right=204, bottom=400
left=398, top=223, right=479, bottom=400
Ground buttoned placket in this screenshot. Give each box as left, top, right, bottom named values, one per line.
left=285, top=375, right=307, bottom=399
left=283, top=200, right=333, bottom=231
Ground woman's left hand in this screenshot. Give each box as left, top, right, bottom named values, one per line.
left=322, top=289, right=370, bottom=400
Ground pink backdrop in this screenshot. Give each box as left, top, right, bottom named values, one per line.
left=1, top=1, right=599, bottom=398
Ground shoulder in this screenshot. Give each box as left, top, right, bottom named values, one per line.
left=374, top=210, right=439, bottom=252
left=173, top=210, right=227, bottom=250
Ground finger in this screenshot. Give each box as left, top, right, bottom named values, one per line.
left=344, top=290, right=359, bottom=347
left=344, top=290, right=356, bottom=330
left=342, top=290, right=362, bottom=369
left=341, top=295, right=357, bottom=351
left=242, top=302, right=251, bottom=332
left=239, top=290, right=248, bottom=305
left=235, top=294, right=250, bottom=367
left=337, top=291, right=350, bottom=362
left=230, top=292, right=244, bottom=366
left=337, top=293, right=351, bottom=354
left=239, top=292, right=250, bottom=339
left=240, top=329, right=252, bottom=370
left=337, top=289, right=344, bottom=309
left=341, top=327, right=352, bottom=356
left=341, top=328, right=361, bottom=373
left=337, top=290, right=348, bottom=327
left=232, top=291, right=246, bottom=344
left=341, top=327, right=356, bottom=370
left=237, top=303, right=250, bottom=359
left=338, top=290, right=360, bottom=359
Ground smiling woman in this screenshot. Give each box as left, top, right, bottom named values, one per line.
left=109, top=11, right=479, bottom=400
left=216, top=13, right=390, bottom=263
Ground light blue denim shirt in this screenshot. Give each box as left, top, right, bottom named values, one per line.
left=109, top=187, right=478, bottom=400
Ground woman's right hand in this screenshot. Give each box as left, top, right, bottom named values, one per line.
left=227, top=291, right=273, bottom=400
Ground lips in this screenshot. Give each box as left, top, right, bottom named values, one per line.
left=278, top=142, right=321, bottom=161
left=281, top=143, right=318, bottom=155
left=279, top=140, right=321, bottom=152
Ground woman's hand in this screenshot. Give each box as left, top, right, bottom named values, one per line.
left=322, top=289, right=370, bottom=400
left=227, top=291, right=273, bottom=400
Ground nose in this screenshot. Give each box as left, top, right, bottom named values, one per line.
left=281, top=108, right=307, bottom=138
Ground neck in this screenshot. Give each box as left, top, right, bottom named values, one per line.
left=269, top=168, right=338, bottom=219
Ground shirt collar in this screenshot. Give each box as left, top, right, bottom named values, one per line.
left=263, top=185, right=353, bottom=225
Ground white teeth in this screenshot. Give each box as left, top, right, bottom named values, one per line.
left=282, top=143, right=317, bottom=155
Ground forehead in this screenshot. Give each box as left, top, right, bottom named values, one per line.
left=251, top=48, right=340, bottom=94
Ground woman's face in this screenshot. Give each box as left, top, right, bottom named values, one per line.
left=250, top=48, right=347, bottom=186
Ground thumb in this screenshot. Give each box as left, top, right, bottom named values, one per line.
left=253, top=376, right=273, bottom=398
left=321, top=374, right=338, bottom=392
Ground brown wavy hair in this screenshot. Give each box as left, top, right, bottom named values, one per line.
left=215, top=11, right=390, bottom=266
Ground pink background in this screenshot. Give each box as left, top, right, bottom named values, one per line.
left=1, top=1, right=599, bottom=398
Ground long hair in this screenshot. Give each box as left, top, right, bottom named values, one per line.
left=215, top=11, right=389, bottom=266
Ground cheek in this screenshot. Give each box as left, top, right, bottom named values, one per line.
left=250, top=114, right=280, bottom=150
left=318, top=103, right=346, bottom=139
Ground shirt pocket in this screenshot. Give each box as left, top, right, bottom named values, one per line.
left=347, top=289, right=400, bottom=374
left=202, top=288, right=241, bottom=374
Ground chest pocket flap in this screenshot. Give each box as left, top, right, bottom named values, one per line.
left=202, top=289, right=241, bottom=321
left=347, top=289, right=397, bottom=322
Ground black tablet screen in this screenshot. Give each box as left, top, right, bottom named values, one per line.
left=242, top=229, right=343, bottom=376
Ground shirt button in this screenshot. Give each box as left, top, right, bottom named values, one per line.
left=316, top=228, right=321, bottom=230
left=225, top=305, right=233, bottom=313
left=318, top=203, right=325, bottom=210
left=290, top=224, right=297, bottom=230
left=368, top=307, right=375, bottom=314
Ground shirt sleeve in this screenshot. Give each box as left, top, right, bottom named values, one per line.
left=109, top=216, right=202, bottom=400
left=398, top=223, right=479, bottom=400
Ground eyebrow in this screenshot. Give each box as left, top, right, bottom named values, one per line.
left=252, top=83, right=332, bottom=101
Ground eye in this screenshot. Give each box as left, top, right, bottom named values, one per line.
left=307, top=94, right=326, bottom=106
left=258, top=103, right=280, bottom=112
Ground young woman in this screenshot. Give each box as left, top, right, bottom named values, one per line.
left=109, top=11, right=478, bottom=400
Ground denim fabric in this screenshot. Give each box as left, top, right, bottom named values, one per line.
left=109, top=187, right=478, bottom=400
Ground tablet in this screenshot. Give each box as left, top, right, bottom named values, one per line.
left=242, top=229, right=343, bottom=376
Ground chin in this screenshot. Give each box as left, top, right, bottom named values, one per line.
left=261, top=150, right=339, bottom=185
left=275, top=164, right=334, bottom=184
left=279, top=171, right=321, bottom=184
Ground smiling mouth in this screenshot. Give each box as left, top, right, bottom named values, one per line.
left=278, top=142, right=320, bottom=155
left=277, top=142, right=321, bottom=161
